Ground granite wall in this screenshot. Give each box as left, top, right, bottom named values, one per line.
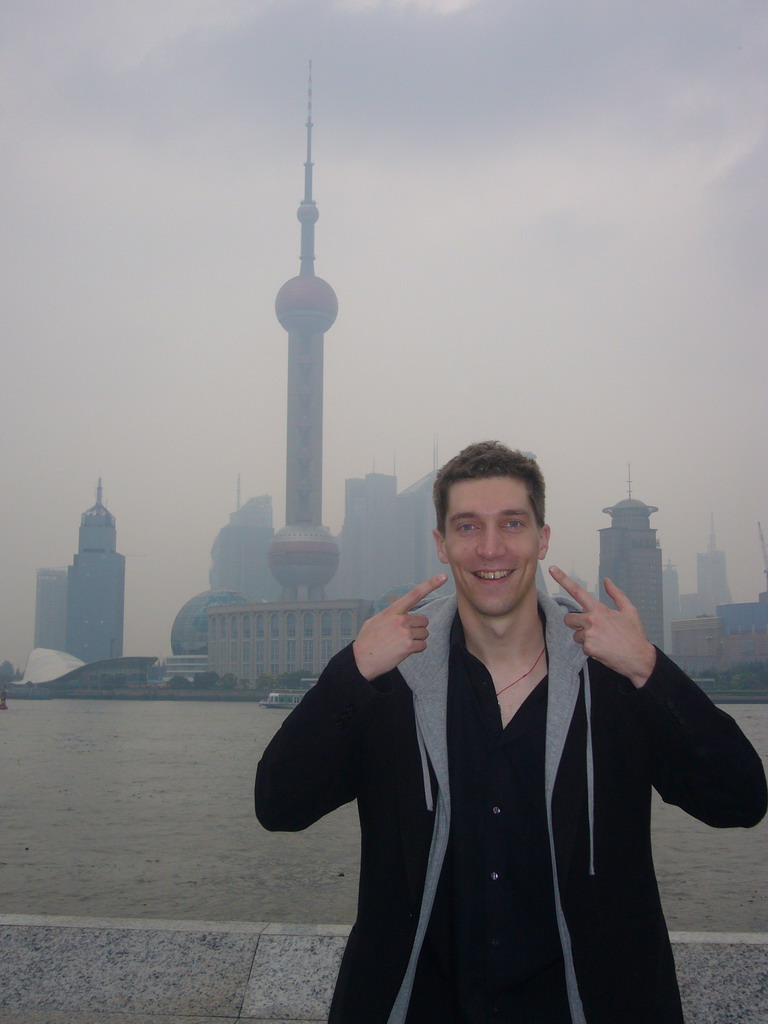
left=0, top=915, right=765, bottom=1024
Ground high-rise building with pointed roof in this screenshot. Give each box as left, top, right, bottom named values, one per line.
left=268, top=66, right=340, bottom=601
left=696, top=518, right=732, bottom=615
left=679, top=519, right=733, bottom=619
left=65, top=479, right=125, bottom=661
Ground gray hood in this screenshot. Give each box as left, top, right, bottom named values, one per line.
left=388, top=588, right=592, bottom=1024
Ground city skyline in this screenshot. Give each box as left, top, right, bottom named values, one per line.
left=26, top=467, right=753, bottom=668
left=2, top=0, right=766, bottom=667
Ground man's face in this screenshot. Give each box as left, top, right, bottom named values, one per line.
left=433, top=476, right=550, bottom=624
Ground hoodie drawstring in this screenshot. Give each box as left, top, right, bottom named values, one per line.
left=414, top=705, right=434, bottom=812
left=583, top=663, right=596, bottom=876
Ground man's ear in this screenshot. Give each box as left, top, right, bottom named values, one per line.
left=433, top=528, right=449, bottom=565
left=538, top=524, right=551, bottom=560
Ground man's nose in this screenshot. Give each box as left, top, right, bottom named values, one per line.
left=478, top=527, right=505, bottom=559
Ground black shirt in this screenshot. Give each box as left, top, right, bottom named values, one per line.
left=408, top=615, right=572, bottom=1024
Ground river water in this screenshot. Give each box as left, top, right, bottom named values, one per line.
left=1, top=698, right=765, bottom=931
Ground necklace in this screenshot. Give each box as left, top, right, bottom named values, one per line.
left=495, top=646, right=546, bottom=701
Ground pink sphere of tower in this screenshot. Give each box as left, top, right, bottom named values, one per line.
left=275, top=275, right=338, bottom=335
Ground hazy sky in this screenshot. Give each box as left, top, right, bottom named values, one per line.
left=3, top=0, right=766, bottom=668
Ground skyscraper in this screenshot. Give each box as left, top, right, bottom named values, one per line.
left=34, top=568, right=68, bottom=651
left=65, top=480, right=125, bottom=661
left=679, top=519, right=733, bottom=619
left=696, top=518, right=732, bottom=615
left=268, top=69, right=340, bottom=600
left=332, top=469, right=447, bottom=602
left=598, top=491, right=663, bottom=648
left=333, top=472, right=400, bottom=599
left=209, top=495, right=276, bottom=601
left=661, top=559, right=681, bottom=653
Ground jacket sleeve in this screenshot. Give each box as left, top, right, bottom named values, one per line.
left=254, top=643, right=389, bottom=832
left=626, top=649, right=767, bottom=828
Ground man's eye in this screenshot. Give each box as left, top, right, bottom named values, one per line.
left=457, top=523, right=475, bottom=532
left=505, top=520, right=523, bottom=529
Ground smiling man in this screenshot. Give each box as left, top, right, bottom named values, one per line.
left=255, top=441, right=766, bottom=1024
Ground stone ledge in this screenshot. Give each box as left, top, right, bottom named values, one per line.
left=0, top=915, right=765, bottom=1023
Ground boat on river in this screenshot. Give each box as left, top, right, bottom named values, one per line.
left=259, top=691, right=306, bottom=710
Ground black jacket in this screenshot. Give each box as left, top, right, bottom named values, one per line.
left=256, top=640, right=766, bottom=1024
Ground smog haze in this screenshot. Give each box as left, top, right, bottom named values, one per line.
left=2, top=0, right=766, bottom=668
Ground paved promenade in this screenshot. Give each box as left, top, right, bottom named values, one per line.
left=0, top=915, right=766, bottom=1023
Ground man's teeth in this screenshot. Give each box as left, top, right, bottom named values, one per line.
left=474, top=570, right=512, bottom=580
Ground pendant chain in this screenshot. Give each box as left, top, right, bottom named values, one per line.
left=495, top=646, right=546, bottom=700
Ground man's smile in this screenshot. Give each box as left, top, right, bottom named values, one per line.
left=473, top=570, right=513, bottom=580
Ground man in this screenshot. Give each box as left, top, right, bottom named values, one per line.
left=255, top=441, right=766, bottom=1024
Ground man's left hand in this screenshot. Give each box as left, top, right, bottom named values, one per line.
left=549, top=566, right=657, bottom=688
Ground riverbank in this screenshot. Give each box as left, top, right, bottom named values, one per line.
left=0, top=915, right=765, bottom=1023
left=4, top=685, right=270, bottom=702
left=6, top=685, right=767, bottom=703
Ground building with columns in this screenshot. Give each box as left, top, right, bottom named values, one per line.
left=208, top=599, right=373, bottom=684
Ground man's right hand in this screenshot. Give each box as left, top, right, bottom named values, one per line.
left=352, top=574, right=448, bottom=681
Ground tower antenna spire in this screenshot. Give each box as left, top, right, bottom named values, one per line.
left=297, top=59, right=318, bottom=276
left=626, top=463, right=632, bottom=500
left=304, top=60, right=313, bottom=202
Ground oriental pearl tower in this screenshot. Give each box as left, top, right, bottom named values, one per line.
left=268, top=69, right=340, bottom=600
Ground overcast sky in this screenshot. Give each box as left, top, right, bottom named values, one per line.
left=2, top=0, right=766, bottom=668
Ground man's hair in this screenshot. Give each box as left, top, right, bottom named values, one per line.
left=432, top=441, right=546, bottom=534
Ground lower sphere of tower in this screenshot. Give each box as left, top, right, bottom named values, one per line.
left=268, top=523, right=340, bottom=590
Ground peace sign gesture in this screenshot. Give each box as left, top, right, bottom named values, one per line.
left=548, top=565, right=657, bottom=688
left=352, top=574, right=448, bottom=681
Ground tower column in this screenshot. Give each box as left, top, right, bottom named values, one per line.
left=268, top=72, right=340, bottom=601
left=285, top=330, right=325, bottom=525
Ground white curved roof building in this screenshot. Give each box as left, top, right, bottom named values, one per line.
left=22, top=648, right=85, bottom=685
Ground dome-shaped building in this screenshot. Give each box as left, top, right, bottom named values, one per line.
left=171, top=590, right=250, bottom=657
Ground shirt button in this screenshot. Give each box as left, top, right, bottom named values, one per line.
left=490, top=871, right=499, bottom=881
left=492, top=806, right=501, bottom=815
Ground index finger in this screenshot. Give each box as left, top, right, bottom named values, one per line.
left=548, top=565, right=596, bottom=610
left=602, top=577, right=632, bottom=611
left=389, top=573, right=448, bottom=613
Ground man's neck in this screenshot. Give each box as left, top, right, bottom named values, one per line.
left=459, top=597, right=545, bottom=670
